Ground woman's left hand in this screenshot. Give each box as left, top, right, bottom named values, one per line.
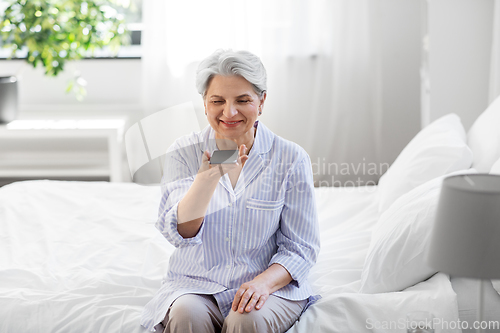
left=237, top=144, right=249, bottom=167
left=232, top=277, right=270, bottom=313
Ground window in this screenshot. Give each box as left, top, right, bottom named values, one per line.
left=0, top=0, right=142, bottom=59
left=106, top=0, right=143, bottom=57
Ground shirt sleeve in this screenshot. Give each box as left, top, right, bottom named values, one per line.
left=268, top=155, right=321, bottom=288
left=155, top=144, right=205, bottom=248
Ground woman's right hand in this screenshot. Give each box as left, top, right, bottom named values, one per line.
left=197, top=147, right=247, bottom=181
left=177, top=146, right=248, bottom=235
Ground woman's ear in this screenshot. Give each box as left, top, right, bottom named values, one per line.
left=259, top=91, right=267, bottom=114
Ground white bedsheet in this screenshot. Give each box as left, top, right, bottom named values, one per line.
left=0, top=180, right=461, bottom=332
left=291, top=186, right=461, bottom=333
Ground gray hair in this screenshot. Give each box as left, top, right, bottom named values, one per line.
left=196, top=49, right=267, bottom=99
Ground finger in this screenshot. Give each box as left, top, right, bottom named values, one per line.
left=255, top=295, right=268, bottom=310
left=203, top=150, right=210, bottom=162
left=238, top=145, right=248, bottom=167
left=239, top=144, right=247, bottom=157
left=238, top=289, right=254, bottom=313
left=220, top=162, right=240, bottom=174
left=198, top=150, right=211, bottom=175
left=245, top=293, right=260, bottom=312
left=232, top=288, right=246, bottom=311
left=240, top=155, right=249, bottom=165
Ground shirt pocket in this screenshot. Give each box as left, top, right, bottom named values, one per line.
left=246, top=198, right=285, bottom=211
left=244, top=198, right=284, bottom=252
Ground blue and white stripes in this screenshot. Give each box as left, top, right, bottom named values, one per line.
left=140, top=121, right=320, bottom=332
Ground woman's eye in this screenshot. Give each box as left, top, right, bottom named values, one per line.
left=212, top=101, right=223, bottom=104
left=238, top=100, right=250, bottom=103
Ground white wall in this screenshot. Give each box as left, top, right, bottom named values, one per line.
left=2, top=1, right=495, bottom=162
left=379, top=0, right=422, bottom=166
left=0, top=59, right=143, bottom=184
left=14, top=1, right=496, bottom=184
left=0, top=58, right=143, bottom=125
left=0, top=1, right=425, bottom=185
left=428, top=0, right=495, bottom=130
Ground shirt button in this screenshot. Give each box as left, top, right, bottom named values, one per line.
left=228, top=202, right=232, bottom=207
left=225, top=237, right=230, bottom=242
left=226, top=264, right=231, bottom=269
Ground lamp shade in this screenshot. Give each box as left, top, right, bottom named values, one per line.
left=427, top=174, right=500, bottom=279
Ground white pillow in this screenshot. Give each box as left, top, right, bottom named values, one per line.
left=377, top=114, right=473, bottom=213
left=468, top=94, right=500, bottom=172
left=360, top=169, right=477, bottom=294
left=490, top=158, right=500, bottom=175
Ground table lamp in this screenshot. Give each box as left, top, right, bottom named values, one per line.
left=427, top=174, right=500, bottom=333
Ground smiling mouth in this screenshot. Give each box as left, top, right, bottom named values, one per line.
left=220, top=120, right=243, bottom=125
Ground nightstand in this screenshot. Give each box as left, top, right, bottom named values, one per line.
left=0, top=118, right=128, bottom=184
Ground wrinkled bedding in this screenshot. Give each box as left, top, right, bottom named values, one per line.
left=0, top=180, right=461, bottom=332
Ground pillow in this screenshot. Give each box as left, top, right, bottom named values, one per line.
left=377, top=113, right=473, bottom=213
left=468, top=94, right=500, bottom=172
left=490, top=157, right=500, bottom=175
left=360, top=169, right=477, bottom=294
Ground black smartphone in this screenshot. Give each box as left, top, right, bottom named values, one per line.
left=210, top=150, right=238, bottom=164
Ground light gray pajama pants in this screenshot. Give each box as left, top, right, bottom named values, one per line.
left=154, top=293, right=307, bottom=333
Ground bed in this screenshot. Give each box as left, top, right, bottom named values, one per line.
left=1, top=96, right=500, bottom=333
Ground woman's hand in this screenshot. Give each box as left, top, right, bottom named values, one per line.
left=237, top=144, right=250, bottom=167
left=231, top=264, right=293, bottom=313
left=232, top=276, right=271, bottom=313
left=197, top=150, right=234, bottom=179
left=178, top=144, right=249, bottom=234
left=197, top=144, right=249, bottom=180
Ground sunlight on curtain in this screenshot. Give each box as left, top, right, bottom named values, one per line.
left=490, top=0, right=500, bottom=103
left=142, top=0, right=384, bottom=185
left=163, top=0, right=263, bottom=77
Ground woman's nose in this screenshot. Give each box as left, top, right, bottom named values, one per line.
left=223, top=103, right=238, bottom=118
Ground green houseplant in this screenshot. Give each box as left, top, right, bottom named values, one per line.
left=0, top=0, right=129, bottom=100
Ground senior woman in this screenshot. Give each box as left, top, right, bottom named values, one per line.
left=141, top=49, right=320, bottom=333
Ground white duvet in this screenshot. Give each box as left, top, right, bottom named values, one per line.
left=0, top=180, right=461, bottom=333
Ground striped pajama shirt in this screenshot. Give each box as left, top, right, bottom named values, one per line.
left=140, top=121, right=320, bottom=332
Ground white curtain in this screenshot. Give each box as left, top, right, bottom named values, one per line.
left=142, top=0, right=384, bottom=186
left=490, top=0, right=500, bottom=103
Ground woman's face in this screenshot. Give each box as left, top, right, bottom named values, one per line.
left=204, top=75, right=266, bottom=146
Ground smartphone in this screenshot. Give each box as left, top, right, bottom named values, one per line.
left=210, top=150, right=238, bottom=164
